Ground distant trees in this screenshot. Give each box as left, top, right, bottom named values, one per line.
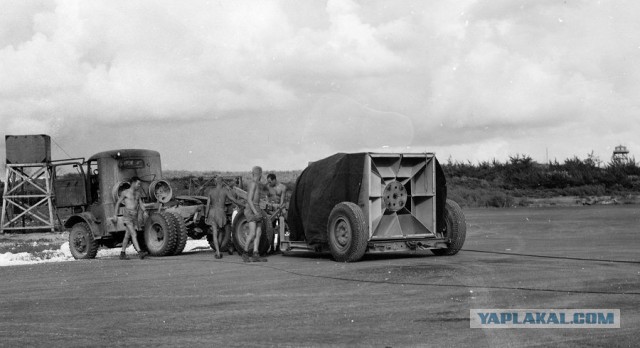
left=442, top=152, right=640, bottom=195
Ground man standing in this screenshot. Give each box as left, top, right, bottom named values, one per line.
left=114, top=177, right=147, bottom=260
left=242, top=166, right=267, bottom=262
left=205, top=176, right=238, bottom=259
left=222, top=179, right=240, bottom=255
left=266, top=173, right=287, bottom=254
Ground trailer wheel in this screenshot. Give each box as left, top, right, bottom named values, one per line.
left=432, top=199, right=466, bottom=256
left=206, top=227, right=230, bottom=251
left=327, top=202, right=368, bottom=262
left=69, top=222, right=99, bottom=259
left=143, top=212, right=178, bottom=256
left=167, top=212, right=188, bottom=255
left=232, top=211, right=269, bottom=255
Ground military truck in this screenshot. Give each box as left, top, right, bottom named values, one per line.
left=54, top=149, right=215, bottom=259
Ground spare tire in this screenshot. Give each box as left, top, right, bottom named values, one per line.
left=149, top=180, right=173, bottom=203
left=143, top=211, right=178, bottom=256
left=432, top=199, right=466, bottom=256
left=327, top=202, right=368, bottom=262
left=232, top=210, right=269, bottom=255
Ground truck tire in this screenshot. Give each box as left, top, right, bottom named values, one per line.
left=167, top=212, right=188, bottom=255
left=432, top=199, right=466, bottom=256
left=232, top=211, right=269, bottom=255
left=327, top=202, right=368, bottom=262
left=143, top=211, right=178, bottom=256
left=69, top=222, right=99, bottom=259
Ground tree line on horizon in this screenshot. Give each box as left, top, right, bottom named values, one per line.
left=444, top=152, right=640, bottom=190
left=444, top=152, right=640, bottom=207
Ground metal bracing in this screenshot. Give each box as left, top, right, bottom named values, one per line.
left=1, top=163, right=55, bottom=233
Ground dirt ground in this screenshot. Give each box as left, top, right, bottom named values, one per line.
left=0, top=205, right=638, bottom=347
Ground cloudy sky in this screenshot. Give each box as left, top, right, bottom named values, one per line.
left=1, top=0, right=638, bottom=172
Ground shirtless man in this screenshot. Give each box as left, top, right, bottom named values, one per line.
left=113, top=177, right=147, bottom=260
left=242, top=166, right=267, bottom=262
left=266, top=174, right=287, bottom=209
left=266, top=173, right=287, bottom=254
left=205, top=176, right=238, bottom=259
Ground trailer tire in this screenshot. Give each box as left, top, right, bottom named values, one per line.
left=69, top=222, right=99, bottom=259
left=327, top=202, right=368, bottom=262
left=167, top=212, right=188, bottom=255
left=143, top=211, right=178, bottom=256
left=232, top=211, right=269, bottom=255
left=432, top=199, right=466, bottom=256
left=206, top=228, right=230, bottom=251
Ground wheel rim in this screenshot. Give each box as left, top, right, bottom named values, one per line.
left=72, top=232, right=87, bottom=254
left=332, top=217, right=351, bottom=252
left=443, top=211, right=452, bottom=239
left=236, top=220, right=249, bottom=249
left=147, top=222, right=165, bottom=249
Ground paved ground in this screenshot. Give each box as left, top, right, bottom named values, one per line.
left=0, top=205, right=638, bottom=347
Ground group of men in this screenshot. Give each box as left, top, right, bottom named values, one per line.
left=206, top=166, right=288, bottom=262
left=114, top=167, right=288, bottom=262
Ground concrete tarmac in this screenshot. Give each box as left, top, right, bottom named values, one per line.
left=0, top=205, right=638, bottom=347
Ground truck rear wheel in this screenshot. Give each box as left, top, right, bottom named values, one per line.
left=327, top=202, right=368, bottom=262
left=69, top=222, right=99, bottom=259
left=167, top=212, right=188, bottom=255
left=232, top=211, right=269, bottom=255
left=144, top=212, right=178, bottom=256
left=432, top=199, right=466, bottom=256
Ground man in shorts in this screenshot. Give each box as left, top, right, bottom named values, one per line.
left=266, top=173, right=287, bottom=254
left=242, top=166, right=267, bottom=262
left=113, top=177, right=147, bottom=260
left=222, top=179, right=240, bottom=255
left=206, top=176, right=238, bottom=259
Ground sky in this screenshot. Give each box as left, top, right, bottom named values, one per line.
left=1, top=0, right=639, bottom=173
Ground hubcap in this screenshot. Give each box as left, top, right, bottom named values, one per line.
left=152, top=223, right=164, bottom=241
left=383, top=180, right=407, bottom=212
left=334, top=218, right=351, bottom=249
left=73, top=233, right=87, bottom=253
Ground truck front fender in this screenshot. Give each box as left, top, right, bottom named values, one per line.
left=64, top=212, right=102, bottom=238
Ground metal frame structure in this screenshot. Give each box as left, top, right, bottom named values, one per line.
left=1, top=162, right=55, bottom=232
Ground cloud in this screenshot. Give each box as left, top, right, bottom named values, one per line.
left=1, top=0, right=639, bottom=171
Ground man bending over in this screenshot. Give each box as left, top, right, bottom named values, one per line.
left=206, top=176, right=238, bottom=259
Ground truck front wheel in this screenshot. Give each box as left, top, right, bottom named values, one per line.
left=69, top=222, right=99, bottom=259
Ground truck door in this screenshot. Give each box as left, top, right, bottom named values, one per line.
left=52, top=162, right=87, bottom=208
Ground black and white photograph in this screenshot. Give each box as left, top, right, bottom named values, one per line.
left=0, top=0, right=638, bottom=346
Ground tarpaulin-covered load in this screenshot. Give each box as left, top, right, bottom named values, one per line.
left=287, top=152, right=447, bottom=246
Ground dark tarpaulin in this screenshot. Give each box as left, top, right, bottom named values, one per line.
left=287, top=152, right=448, bottom=245
left=287, top=153, right=366, bottom=245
